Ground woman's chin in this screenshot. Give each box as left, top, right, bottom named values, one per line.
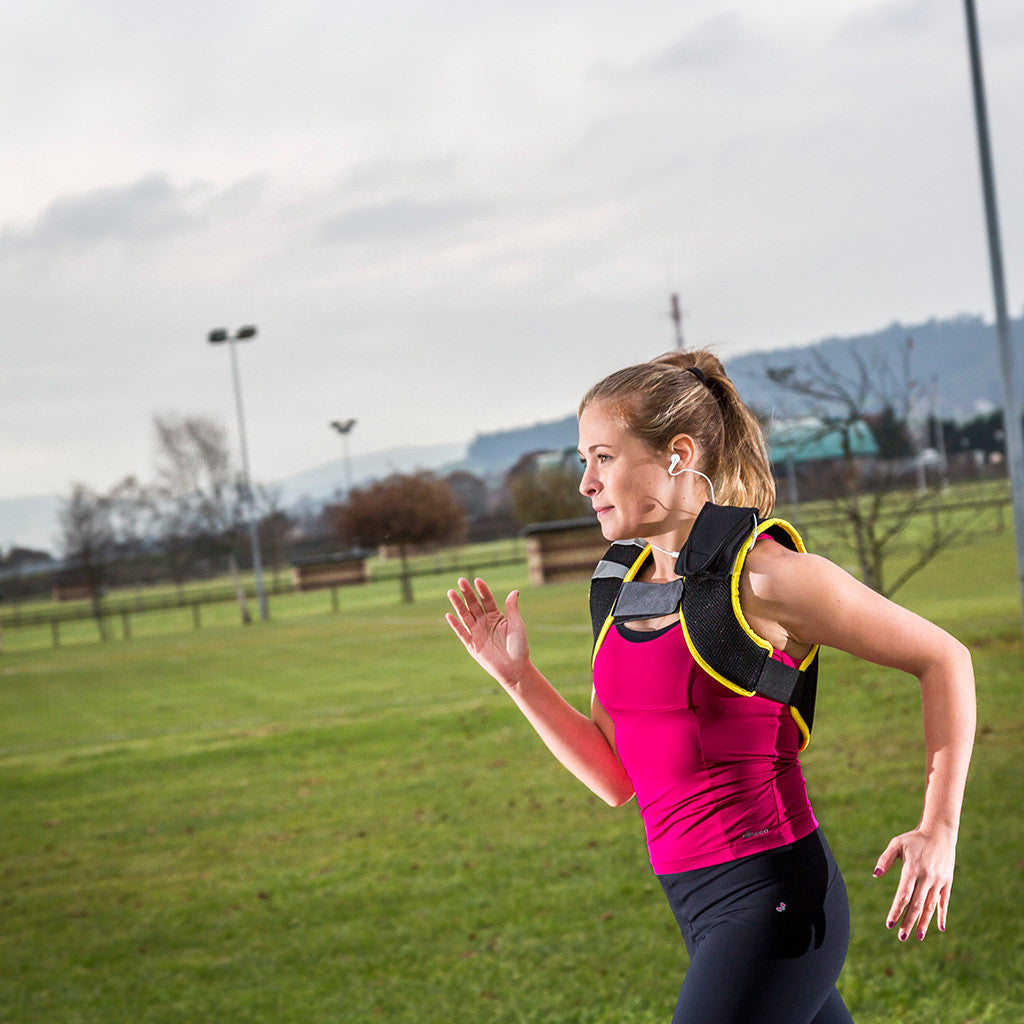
left=598, top=519, right=632, bottom=543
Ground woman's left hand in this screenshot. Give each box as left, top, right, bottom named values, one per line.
left=873, top=825, right=957, bottom=941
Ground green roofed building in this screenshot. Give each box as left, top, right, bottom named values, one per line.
left=766, top=417, right=881, bottom=507
left=767, top=417, right=879, bottom=465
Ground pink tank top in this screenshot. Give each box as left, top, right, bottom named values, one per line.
left=593, top=621, right=817, bottom=873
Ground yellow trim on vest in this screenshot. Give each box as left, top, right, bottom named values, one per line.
left=677, top=612, right=757, bottom=695
left=732, top=517, right=816, bottom=751
left=789, top=708, right=811, bottom=751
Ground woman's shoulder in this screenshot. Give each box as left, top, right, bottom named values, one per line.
left=747, top=530, right=806, bottom=573
left=742, top=531, right=832, bottom=615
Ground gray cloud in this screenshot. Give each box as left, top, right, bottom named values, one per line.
left=833, top=0, right=937, bottom=45
left=0, top=175, right=193, bottom=256
left=318, top=196, right=495, bottom=244
left=648, top=13, right=750, bottom=72
left=0, top=174, right=268, bottom=259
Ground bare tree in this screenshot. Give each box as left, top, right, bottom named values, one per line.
left=151, top=413, right=249, bottom=618
left=765, top=343, right=987, bottom=597
left=153, top=413, right=242, bottom=540
left=330, top=472, right=466, bottom=603
left=58, top=482, right=116, bottom=640
left=108, top=475, right=158, bottom=596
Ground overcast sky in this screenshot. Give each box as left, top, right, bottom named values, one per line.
left=2, top=0, right=1023, bottom=504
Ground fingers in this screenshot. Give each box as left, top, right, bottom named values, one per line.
left=914, top=886, right=944, bottom=940
left=474, top=578, right=500, bottom=614
left=937, top=882, right=950, bottom=933
left=891, top=875, right=940, bottom=941
left=444, top=577, right=506, bottom=641
left=873, top=837, right=899, bottom=879
left=453, top=576, right=501, bottom=620
left=445, top=580, right=478, bottom=640
left=444, top=610, right=471, bottom=646
left=889, top=865, right=923, bottom=941
left=876, top=835, right=953, bottom=941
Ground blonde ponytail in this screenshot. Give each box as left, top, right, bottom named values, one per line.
left=579, top=350, right=776, bottom=515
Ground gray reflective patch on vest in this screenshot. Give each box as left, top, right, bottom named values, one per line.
left=593, top=559, right=630, bottom=580
left=613, top=579, right=684, bottom=620
left=592, top=542, right=646, bottom=580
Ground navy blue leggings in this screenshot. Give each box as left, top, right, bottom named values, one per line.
left=658, top=829, right=854, bottom=1024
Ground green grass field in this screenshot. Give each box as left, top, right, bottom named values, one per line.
left=2, top=532, right=1023, bottom=1023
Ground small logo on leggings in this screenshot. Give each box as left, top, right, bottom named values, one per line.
left=775, top=902, right=787, bottom=913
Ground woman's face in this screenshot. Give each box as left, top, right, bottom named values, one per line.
left=577, top=402, right=682, bottom=543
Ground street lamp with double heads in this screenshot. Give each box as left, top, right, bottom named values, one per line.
left=208, top=325, right=269, bottom=622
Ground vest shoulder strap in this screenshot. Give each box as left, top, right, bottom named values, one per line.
left=675, top=503, right=759, bottom=577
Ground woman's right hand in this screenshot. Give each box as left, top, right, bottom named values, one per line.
left=445, top=577, right=530, bottom=688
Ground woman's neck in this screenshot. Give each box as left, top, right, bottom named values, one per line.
left=645, top=519, right=696, bottom=581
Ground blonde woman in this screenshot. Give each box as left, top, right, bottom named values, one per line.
left=446, top=351, right=975, bottom=1024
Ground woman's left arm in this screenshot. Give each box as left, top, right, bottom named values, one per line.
left=744, top=544, right=977, bottom=942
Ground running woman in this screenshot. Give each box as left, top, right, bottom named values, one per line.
left=445, top=350, right=975, bottom=1024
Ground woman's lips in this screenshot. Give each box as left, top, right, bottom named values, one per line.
left=594, top=506, right=612, bottom=517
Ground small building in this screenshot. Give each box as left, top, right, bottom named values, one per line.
left=523, top=517, right=606, bottom=586
left=292, top=552, right=368, bottom=591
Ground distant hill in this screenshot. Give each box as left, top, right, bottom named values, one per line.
left=462, top=415, right=579, bottom=480
left=726, top=312, right=1014, bottom=420
left=274, top=439, right=468, bottom=506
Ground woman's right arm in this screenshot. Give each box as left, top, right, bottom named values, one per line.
left=445, top=577, right=635, bottom=807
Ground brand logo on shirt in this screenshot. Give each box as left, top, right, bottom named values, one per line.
left=740, top=828, right=772, bottom=839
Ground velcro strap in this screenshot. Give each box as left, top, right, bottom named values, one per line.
left=676, top=503, right=759, bottom=576
left=755, top=654, right=805, bottom=705
left=612, top=579, right=684, bottom=621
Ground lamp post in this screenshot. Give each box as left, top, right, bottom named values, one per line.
left=208, top=325, right=269, bottom=623
left=330, top=418, right=358, bottom=497
left=963, top=0, right=1024, bottom=628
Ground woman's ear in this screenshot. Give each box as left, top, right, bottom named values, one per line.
left=668, top=433, right=698, bottom=470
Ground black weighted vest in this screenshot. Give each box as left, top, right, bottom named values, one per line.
left=589, top=502, right=819, bottom=750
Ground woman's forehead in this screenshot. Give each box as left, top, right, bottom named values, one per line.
left=578, top=403, right=636, bottom=446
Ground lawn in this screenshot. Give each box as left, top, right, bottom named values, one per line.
left=1, top=532, right=1022, bottom=1022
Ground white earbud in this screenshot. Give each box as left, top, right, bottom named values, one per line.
left=667, top=454, right=717, bottom=504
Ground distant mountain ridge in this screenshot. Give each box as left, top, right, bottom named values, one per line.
left=725, top=312, right=1013, bottom=420
left=462, top=415, right=579, bottom=477
left=3, top=311, right=1021, bottom=554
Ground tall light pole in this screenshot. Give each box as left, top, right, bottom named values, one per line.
left=963, top=0, right=1024, bottom=626
left=330, top=418, right=358, bottom=497
left=208, top=325, right=269, bottom=623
